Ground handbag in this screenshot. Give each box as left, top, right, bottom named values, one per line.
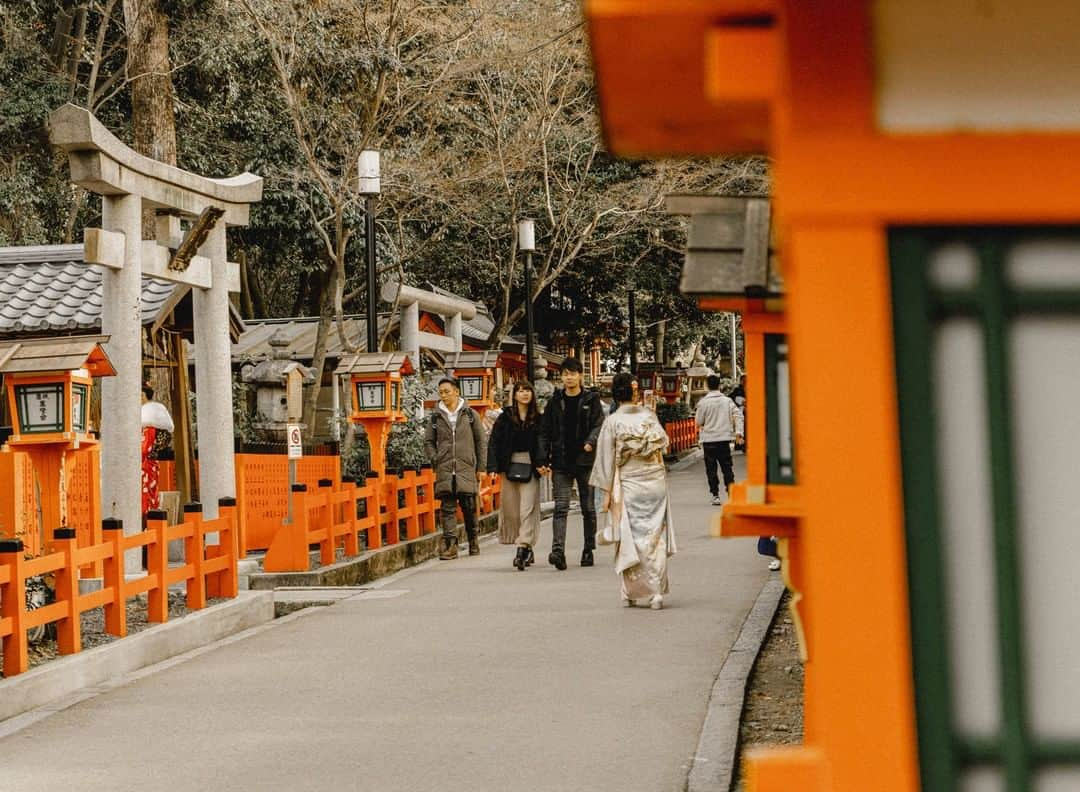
left=506, top=461, right=533, bottom=482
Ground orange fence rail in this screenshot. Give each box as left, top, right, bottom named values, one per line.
left=663, top=418, right=700, bottom=453
left=262, top=465, right=502, bottom=573
left=0, top=499, right=238, bottom=678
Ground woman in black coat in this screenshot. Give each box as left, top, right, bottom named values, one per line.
left=487, top=380, right=550, bottom=570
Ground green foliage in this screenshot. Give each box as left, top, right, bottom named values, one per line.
left=340, top=430, right=371, bottom=480
left=385, top=375, right=429, bottom=470
left=0, top=4, right=73, bottom=245
left=656, top=401, right=690, bottom=425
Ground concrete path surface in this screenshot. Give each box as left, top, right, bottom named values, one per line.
left=0, top=458, right=772, bottom=792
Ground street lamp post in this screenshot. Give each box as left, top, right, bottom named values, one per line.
left=518, top=218, right=536, bottom=382
left=359, top=150, right=381, bottom=353
left=628, top=289, right=637, bottom=375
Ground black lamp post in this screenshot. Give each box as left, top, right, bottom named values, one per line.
left=518, top=218, right=536, bottom=382
left=359, top=150, right=381, bottom=353
left=628, top=288, right=638, bottom=375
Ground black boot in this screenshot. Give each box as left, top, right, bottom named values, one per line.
left=525, top=548, right=534, bottom=566
left=514, top=546, right=528, bottom=571
left=548, top=549, right=567, bottom=570
left=580, top=548, right=594, bottom=567
left=467, top=530, right=480, bottom=556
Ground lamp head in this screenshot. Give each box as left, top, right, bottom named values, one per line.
left=517, top=218, right=535, bottom=252
left=358, top=150, right=381, bottom=194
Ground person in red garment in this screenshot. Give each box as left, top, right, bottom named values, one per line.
left=140, top=384, right=174, bottom=517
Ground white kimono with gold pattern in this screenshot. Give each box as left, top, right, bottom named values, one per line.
left=589, top=405, right=676, bottom=601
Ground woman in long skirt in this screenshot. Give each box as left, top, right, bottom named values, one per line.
left=590, top=373, right=676, bottom=609
left=487, top=381, right=550, bottom=570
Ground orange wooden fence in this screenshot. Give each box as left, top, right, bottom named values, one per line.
left=663, top=418, right=700, bottom=453
left=262, top=466, right=502, bottom=573
left=0, top=498, right=238, bottom=678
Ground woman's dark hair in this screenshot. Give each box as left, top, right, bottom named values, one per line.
left=142, top=384, right=155, bottom=400
left=611, top=372, right=635, bottom=404
left=509, top=380, right=538, bottom=426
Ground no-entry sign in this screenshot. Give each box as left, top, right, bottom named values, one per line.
left=287, top=424, right=303, bottom=459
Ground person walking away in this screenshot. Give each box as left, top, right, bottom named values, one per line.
left=609, top=377, right=639, bottom=414
left=425, top=377, right=487, bottom=560
left=591, top=373, right=676, bottom=609
left=729, top=373, right=747, bottom=452
left=487, top=381, right=550, bottom=570
left=540, top=357, right=605, bottom=570
left=695, top=374, right=744, bottom=506
left=141, top=385, right=174, bottom=517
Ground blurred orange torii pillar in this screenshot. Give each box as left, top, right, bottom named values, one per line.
left=586, top=2, right=1080, bottom=791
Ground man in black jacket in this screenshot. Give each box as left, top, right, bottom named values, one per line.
left=540, top=357, right=605, bottom=569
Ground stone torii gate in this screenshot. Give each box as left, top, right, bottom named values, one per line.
left=48, top=104, right=262, bottom=572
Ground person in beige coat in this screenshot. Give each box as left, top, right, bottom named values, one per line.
left=486, top=380, right=551, bottom=570
left=424, top=377, right=487, bottom=559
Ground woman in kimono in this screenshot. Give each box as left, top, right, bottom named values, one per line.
left=590, top=372, right=676, bottom=609
left=141, top=385, right=174, bottom=516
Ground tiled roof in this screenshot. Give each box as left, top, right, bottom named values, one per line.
left=233, top=315, right=389, bottom=363
left=0, top=246, right=176, bottom=335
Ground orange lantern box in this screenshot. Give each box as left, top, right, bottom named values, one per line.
left=443, top=350, right=500, bottom=416
left=0, top=336, right=116, bottom=556
left=334, top=352, right=414, bottom=476
left=0, top=336, right=115, bottom=448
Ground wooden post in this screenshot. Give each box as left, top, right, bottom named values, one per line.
left=318, top=479, right=335, bottom=567
left=101, top=518, right=126, bottom=637
left=0, top=539, right=28, bottom=676
left=170, top=332, right=196, bottom=504
left=85, top=446, right=103, bottom=579
left=383, top=471, right=400, bottom=545
left=52, top=527, right=82, bottom=654
left=206, top=497, right=238, bottom=599
left=340, top=477, right=360, bottom=557
left=364, top=471, right=382, bottom=550
left=145, top=509, right=169, bottom=623
left=183, top=502, right=206, bottom=610
left=403, top=468, right=420, bottom=540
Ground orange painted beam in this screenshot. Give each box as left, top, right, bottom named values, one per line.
left=585, top=0, right=776, bottom=155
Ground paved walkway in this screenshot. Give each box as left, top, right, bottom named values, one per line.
left=0, top=458, right=771, bottom=792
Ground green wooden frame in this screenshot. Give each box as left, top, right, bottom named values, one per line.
left=890, top=227, right=1080, bottom=792
left=764, top=333, right=796, bottom=485
left=15, top=383, right=65, bottom=434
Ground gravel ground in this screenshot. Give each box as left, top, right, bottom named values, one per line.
left=732, top=592, right=805, bottom=791
left=1, top=591, right=226, bottom=678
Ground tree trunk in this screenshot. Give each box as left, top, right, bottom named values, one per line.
left=123, top=0, right=176, bottom=236
left=302, top=265, right=335, bottom=439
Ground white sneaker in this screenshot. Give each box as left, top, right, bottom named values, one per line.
left=711, top=495, right=723, bottom=506
left=649, top=595, right=663, bottom=610
left=768, top=559, right=781, bottom=571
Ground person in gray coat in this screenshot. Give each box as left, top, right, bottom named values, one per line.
left=425, top=376, right=487, bottom=560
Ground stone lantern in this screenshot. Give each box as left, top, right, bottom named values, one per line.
left=240, top=329, right=315, bottom=430
left=685, top=354, right=712, bottom=408
left=531, top=354, right=556, bottom=413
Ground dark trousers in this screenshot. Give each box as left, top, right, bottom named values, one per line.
left=702, top=441, right=735, bottom=497
left=439, top=480, right=477, bottom=541
left=552, top=466, right=596, bottom=553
